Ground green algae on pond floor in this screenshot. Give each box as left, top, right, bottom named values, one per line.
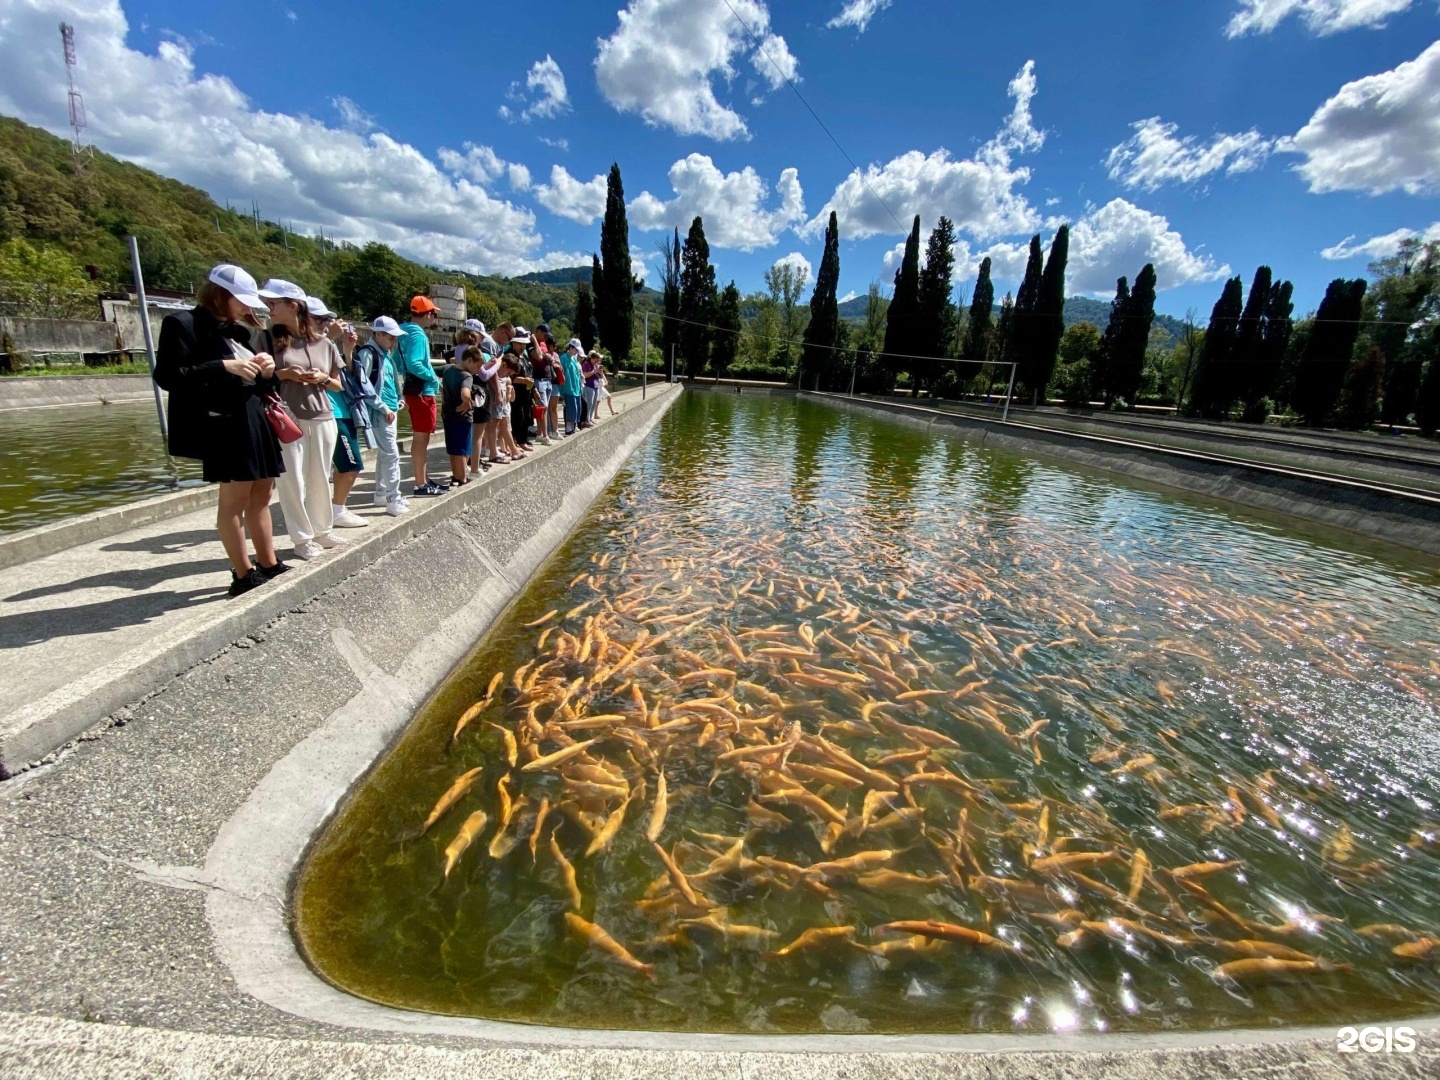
left=295, top=392, right=1440, bottom=1035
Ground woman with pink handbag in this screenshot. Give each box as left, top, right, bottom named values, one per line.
left=154, top=264, right=290, bottom=598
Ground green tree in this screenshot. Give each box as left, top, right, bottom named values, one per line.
left=329, top=242, right=429, bottom=319
left=1294, top=278, right=1368, bottom=426
left=1231, top=266, right=1272, bottom=407
left=881, top=216, right=923, bottom=387
left=1005, top=235, right=1044, bottom=396
left=1188, top=276, right=1244, bottom=418
left=0, top=237, right=99, bottom=317
left=962, top=256, right=995, bottom=369
left=990, top=291, right=1016, bottom=398
left=1107, top=263, right=1156, bottom=408
left=131, top=225, right=204, bottom=292
left=465, top=288, right=502, bottom=329
left=765, top=258, right=809, bottom=376
left=801, top=211, right=841, bottom=385
left=1023, top=225, right=1069, bottom=404
left=1093, top=277, right=1128, bottom=403
left=596, top=163, right=634, bottom=363
left=712, top=282, right=742, bottom=378
left=1335, top=345, right=1386, bottom=430
left=1415, top=324, right=1440, bottom=434
left=574, top=280, right=598, bottom=353
left=658, top=227, right=682, bottom=373
left=678, top=216, right=716, bottom=378
left=913, top=216, right=958, bottom=395
left=1365, top=239, right=1439, bottom=426
left=1054, top=321, right=1101, bottom=405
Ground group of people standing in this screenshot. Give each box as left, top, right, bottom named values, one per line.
left=438, top=319, right=614, bottom=485
left=154, top=263, right=615, bottom=599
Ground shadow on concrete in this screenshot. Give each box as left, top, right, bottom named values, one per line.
left=0, top=587, right=227, bottom=648
left=100, top=530, right=218, bottom=555
left=3, top=561, right=232, bottom=603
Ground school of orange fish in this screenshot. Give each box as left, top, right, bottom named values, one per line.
left=415, top=498, right=1440, bottom=1012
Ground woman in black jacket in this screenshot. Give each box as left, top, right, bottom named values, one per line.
left=153, top=264, right=288, bottom=597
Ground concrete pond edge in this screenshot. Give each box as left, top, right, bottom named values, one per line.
left=806, top=392, right=1440, bottom=559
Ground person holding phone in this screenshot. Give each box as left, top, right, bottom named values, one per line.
left=260, top=278, right=345, bottom=560
left=154, top=264, right=288, bottom=597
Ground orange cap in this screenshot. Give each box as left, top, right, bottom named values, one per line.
left=410, top=295, right=439, bottom=314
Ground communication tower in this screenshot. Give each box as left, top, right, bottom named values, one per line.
left=59, top=22, right=93, bottom=177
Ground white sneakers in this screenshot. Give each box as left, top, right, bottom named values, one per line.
left=315, top=532, right=346, bottom=549
left=331, top=506, right=369, bottom=529
left=385, top=497, right=409, bottom=517
left=293, top=540, right=325, bottom=561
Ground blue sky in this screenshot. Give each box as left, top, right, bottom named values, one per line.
left=1, top=0, right=1437, bottom=318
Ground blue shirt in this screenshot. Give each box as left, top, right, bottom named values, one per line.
left=398, top=322, right=439, bottom=397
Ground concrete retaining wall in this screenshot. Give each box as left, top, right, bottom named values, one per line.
left=810, top=392, right=1440, bottom=559
left=0, top=373, right=163, bottom=411
left=0, top=316, right=123, bottom=355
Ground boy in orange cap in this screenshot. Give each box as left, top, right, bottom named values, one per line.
left=399, top=296, right=445, bottom=495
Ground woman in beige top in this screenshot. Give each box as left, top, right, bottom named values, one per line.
left=258, top=279, right=344, bottom=560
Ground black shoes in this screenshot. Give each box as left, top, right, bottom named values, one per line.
left=256, top=560, right=291, bottom=581
left=228, top=567, right=267, bottom=598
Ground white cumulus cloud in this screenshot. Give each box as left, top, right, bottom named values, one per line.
left=1225, top=0, right=1419, bottom=36
left=828, top=0, right=895, bottom=33
left=437, top=143, right=533, bottom=193
left=1105, top=118, right=1274, bottom=190
left=771, top=251, right=813, bottom=282
left=594, top=0, right=798, bottom=141
left=1321, top=222, right=1440, bottom=259
left=503, top=55, right=570, bottom=123
left=628, top=154, right=805, bottom=250
left=535, top=166, right=609, bottom=225
left=979, top=200, right=1230, bottom=294
left=331, top=96, right=377, bottom=135
left=0, top=0, right=575, bottom=276
left=1284, top=40, right=1440, bottom=195
left=805, top=61, right=1044, bottom=241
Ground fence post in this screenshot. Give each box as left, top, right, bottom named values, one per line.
left=1001, top=362, right=1018, bottom=422
left=642, top=311, right=648, bottom=400
left=127, top=234, right=168, bottom=444
left=669, top=345, right=675, bottom=384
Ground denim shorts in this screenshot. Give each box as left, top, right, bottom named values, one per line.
left=534, top=379, right=553, bottom=406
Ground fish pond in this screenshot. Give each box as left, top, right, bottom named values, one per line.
left=295, top=391, right=1440, bottom=1035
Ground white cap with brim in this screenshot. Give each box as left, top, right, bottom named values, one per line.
left=370, top=316, right=405, bottom=337
left=257, top=278, right=307, bottom=302
left=208, top=264, right=264, bottom=309
left=305, top=296, right=337, bottom=319
left=463, top=318, right=488, bottom=334
left=568, top=338, right=583, bottom=352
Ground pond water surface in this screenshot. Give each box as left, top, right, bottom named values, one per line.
left=295, top=392, right=1440, bottom=1035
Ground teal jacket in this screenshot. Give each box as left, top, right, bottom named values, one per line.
left=398, top=322, right=439, bottom=397
left=560, top=351, right=584, bottom=396
left=355, top=341, right=401, bottom=412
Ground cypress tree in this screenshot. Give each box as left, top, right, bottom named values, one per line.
left=1294, top=278, right=1368, bottom=426
left=801, top=211, right=841, bottom=383
left=1111, top=263, right=1157, bottom=407
left=1094, top=277, right=1130, bottom=405
left=1232, top=266, right=1272, bottom=380
left=596, top=163, right=633, bottom=363
left=992, top=292, right=1015, bottom=396
left=659, top=228, right=681, bottom=374
left=1189, top=276, right=1245, bottom=418
left=1246, top=279, right=1294, bottom=421
left=881, top=216, right=923, bottom=385
left=1006, top=235, right=1044, bottom=394
left=963, top=257, right=995, bottom=364
left=1025, top=225, right=1070, bottom=404
left=914, top=216, right=958, bottom=394
left=678, top=216, right=716, bottom=379
left=1336, top=345, right=1386, bottom=430
left=574, top=280, right=597, bottom=353
left=712, top=282, right=742, bottom=379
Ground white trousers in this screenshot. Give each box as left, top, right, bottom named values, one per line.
left=277, top=416, right=337, bottom=544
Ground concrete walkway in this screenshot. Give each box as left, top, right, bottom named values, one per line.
left=0, top=391, right=648, bottom=776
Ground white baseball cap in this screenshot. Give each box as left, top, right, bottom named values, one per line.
left=257, top=278, right=307, bottom=302
left=305, top=296, right=337, bottom=319
left=567, top=338, right=583, bottom=352
left=370, top=316, right=405, bottom=337
left=208, top=264, right=264, bottom=309
left=463, top=318, right=488, bottom=334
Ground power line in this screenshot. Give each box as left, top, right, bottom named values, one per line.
left=719, top=0, right=906, bottom=234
